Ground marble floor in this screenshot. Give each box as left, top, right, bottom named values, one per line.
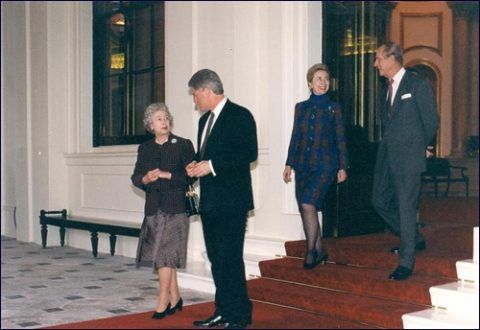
left=1, top=236, right=214, bottom=329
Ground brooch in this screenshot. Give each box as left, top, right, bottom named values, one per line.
left=171, top=138, right=177, bottom=144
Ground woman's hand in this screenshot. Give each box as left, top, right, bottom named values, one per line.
left=142, top=168, right=171, bottom=184
left=337, top=169, right=347, bottom=183
left=283, top=166, right=292, bottom=184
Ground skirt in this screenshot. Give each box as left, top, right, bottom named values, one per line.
left=136, top=210, right=190, bottom=271
left=295, top=169, right=337, bottom=210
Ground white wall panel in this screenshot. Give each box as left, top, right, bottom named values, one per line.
left=2, top=1, right=327, bottom=260
left=81, top=173, right=144, bottom=213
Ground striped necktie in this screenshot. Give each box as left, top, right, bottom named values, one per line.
left=386, top=79, right=394, bottom=120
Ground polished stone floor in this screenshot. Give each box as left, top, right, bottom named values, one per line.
left=1, top=236, right=214, bottom=329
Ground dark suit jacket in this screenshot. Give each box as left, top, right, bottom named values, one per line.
left=131, top=134, right=195, bottom=216
left=376, top=70, right=439, bottom=175
left=196, top=99, right=258, bottom=213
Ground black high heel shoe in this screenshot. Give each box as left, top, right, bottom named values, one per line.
left=318, top=251, right=329, bottom=264
left=303, top=250, right=317, bottom=269
left=152, top=303, right=171, bottom=319
left=167, top=298, right=183, bottom=315
left=303, top=250, right=328, bottom=269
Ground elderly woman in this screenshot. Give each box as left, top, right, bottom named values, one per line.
left=283, top=63, right=348, bottom=269
left=131, top=103, right=195, bottom=319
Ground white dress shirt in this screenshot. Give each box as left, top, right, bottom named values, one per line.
left=389, top=67, right=406, bottom=105
left=201, top=97, right=227, bottom=176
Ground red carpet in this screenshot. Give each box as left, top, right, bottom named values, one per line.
left=45, top=197, right=478, bottom=329
left=45, top=301, right=375, bottom=329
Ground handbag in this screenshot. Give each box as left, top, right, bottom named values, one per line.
left=185, top=184, right=200, bottom=217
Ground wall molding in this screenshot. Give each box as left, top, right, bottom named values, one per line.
left=401, top=12, right=443, bottom=55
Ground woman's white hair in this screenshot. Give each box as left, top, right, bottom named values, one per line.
left=143, top=102, right=173, bottom=133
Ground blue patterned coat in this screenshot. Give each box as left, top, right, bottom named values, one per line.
left=286, top=93, right=348, bottom=208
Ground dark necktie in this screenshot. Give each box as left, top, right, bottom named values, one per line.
left=199, top=112, right=215, bottom=159
left=386, top=79, right=394, bottom=120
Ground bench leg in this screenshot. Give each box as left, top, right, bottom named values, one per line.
left=109, top=234, right=117, bottom=256
left=90, top=232, right=99, bottom=258
left=41, top=224, right=48, bottom=248
left=59, top=227, right=66, bottom=247
left=445, top=181, right=451, bottom=197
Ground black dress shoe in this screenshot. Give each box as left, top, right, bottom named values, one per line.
left=193, top=314, right=227, bottom=327
left=152, top=303, right=171, bottom=319
left=390, top=241, right=426, bottom=254
left=224, top=321, right=248, bottom=329
left=303, top=251, right=328, bottom=269
left=389, top=266, right=413, bottom=280
left=167, top=298, right=183, bottom=315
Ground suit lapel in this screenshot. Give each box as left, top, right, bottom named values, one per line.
left=207, top=100, right=230, bottom=142
left=198, top=111, right=211, bottom=150
left=199, top=100, right=230, bottom=156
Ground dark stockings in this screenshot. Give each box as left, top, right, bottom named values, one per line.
left=300, top=203, right=324, bottom=264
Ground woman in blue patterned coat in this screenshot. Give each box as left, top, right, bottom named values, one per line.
left=283, top=63, right=349, bottom=269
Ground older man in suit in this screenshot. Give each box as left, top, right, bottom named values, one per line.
left=186, top=69, right=257, bottom=329
left=372, top=42, right=439, bottom=280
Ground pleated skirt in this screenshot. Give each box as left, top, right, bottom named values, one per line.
left=136, top=210, right=190, bottom=271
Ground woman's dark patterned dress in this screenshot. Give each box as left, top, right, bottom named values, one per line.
left=286, top=93, right=348, bottom=209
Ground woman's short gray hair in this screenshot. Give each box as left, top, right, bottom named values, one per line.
left=143, top=102, right=173, bottom=133
left=188, top=69, right=224, bottom=95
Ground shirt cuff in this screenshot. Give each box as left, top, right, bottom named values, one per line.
left=209, top=160, right=216, bottom=176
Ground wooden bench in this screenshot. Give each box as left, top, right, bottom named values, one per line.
left=39, top=209, right=140, bottom=257
left=421, top=158, right=470, bottom=197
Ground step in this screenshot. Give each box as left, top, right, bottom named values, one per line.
left=251, top=301, right=379, bottom=329
left=177, top=259, right=215, bottom=294
left=456, top=259, right=479, bottom=283
left=403, top=308, right=479, bottom=329
left=430, top=281, right=479, bottom=316
left=244, top=235, right=286, bottom=257
left=285, top=223, right=474, bottom=278
left=248, top=277, right=427, bottom=329
left=285, top=239, right=463, bottom=278
left=177, top=253, right=277, bottom=294
left=418, top=197, right=479, bottom=226
left=259, top=257, right=452, bottom=306
left=244, top=253, right=276, bottom=277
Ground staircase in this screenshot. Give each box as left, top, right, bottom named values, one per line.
left=177, top=197, right=478, bottom=328
left=246, top=197, right=479, bottom=328
left=402, top=226, right=479, bottom=329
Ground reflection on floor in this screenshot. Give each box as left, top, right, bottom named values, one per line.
left=1, top=236, right=214, bottom=329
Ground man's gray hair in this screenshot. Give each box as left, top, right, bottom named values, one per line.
left=381, top=42, right=403, bottom=66
left=188, top=69, right=224, bottom=95
left=143, top=102, right=173, bottom=133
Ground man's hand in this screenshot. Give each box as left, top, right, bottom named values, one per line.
left=186, top=161, right=212, bottom=178
left=186, top=161, right=197, bottom=177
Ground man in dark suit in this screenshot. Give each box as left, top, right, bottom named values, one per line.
left=186, top=69, right=257, bottom=328
left=372, top=42, right=439, bottom=280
